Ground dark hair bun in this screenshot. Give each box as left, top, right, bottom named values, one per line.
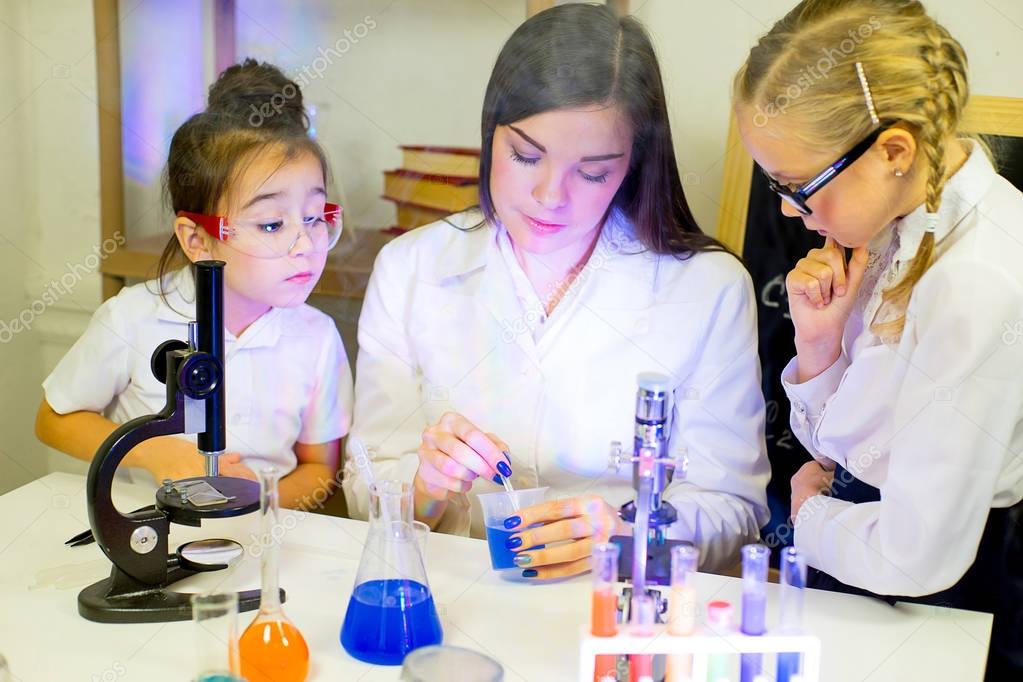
left=207, top=58, right=308, bottom=132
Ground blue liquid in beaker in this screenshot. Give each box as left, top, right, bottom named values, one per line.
left=485, top=525, right=546, bottom=570
left=484, top=526, right=519, bottom=569
left=340, top=579, right=443, bottom=665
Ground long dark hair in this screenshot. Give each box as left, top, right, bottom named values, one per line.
left=478, top=4, right=726, bottom=258
left=155, top=61, right=328, bottom=302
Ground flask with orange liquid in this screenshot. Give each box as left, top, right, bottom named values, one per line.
left=238, top=467, right=309, bottom=682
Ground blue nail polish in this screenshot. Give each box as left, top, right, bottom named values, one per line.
left=503, top=515, right=521, bottom=530
left=502, top=449, right=512, bottom=461
left=522, top=569, right=538, bottom=578
left=497, top=461, right=512, bottom=478
left=513, top=554, right=532, bottom=567
left=505, top=536, right=522, bottom=550
left=492, top=474, right=503, bottom=484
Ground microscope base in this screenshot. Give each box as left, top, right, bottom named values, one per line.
left=77, top=562, right=282, bottom=624
left=611, top=535, right=694, bottom=586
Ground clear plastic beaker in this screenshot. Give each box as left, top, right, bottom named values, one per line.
left=340, top=480, right=443, bottom=665
left=192, top=591, right=244, bottom=682
left=477, top=487, right=548, bottom=570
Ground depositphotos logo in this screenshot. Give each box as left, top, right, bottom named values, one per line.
left=752, top=16, right=883, bottom=128
left=0, top=232, right=126, bottom=344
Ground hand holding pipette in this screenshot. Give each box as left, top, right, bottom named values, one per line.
left=414, top=412, right=512, bottom=495
left=411, top=412, right=512, bottom=527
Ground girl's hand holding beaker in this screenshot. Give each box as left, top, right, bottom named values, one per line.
left=502, top=493, right=629, bottom=579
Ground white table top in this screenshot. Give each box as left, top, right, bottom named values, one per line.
left=0, top=473, right=992, bottom=681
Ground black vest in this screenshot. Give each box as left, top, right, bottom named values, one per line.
left=806, top=465, right=1023, bottom=680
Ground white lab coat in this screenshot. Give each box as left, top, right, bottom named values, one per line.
left=783, top=143, right=1023, bottom=595
left=345, top=209, right=770, bottom=570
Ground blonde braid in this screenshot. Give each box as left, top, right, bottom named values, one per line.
left=872, top=22, right=969, bottom=339
left=732, top=0, right=975, bottom=341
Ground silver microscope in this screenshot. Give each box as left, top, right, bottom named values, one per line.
left=609, top=372, right=690, bottom=619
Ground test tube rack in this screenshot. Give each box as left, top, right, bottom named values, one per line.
left=577, top=625, right=821, bottom=682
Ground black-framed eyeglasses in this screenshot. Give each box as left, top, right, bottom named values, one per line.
left=760, top=124, right=890, bottom=216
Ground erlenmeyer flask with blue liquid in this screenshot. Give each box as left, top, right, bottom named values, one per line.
left=341, top=480, right=443, bottom=665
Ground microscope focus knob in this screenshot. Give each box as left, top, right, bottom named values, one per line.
left=150, top=340, right=189, bottom=384
left=177, top=352, right=222, bottom=400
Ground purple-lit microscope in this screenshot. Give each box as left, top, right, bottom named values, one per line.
left=609, top=373, right=690, bottom=620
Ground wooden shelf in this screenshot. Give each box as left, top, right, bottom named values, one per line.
left=100, top=229, right=395, bottom=300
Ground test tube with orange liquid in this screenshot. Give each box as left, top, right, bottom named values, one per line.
left=665, top=544, right=699, bottom=682
left=629, top=594, right=656, bottom=682
left=592, top=542, right=620, bottom=682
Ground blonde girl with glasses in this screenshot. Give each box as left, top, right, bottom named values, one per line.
left=734, top=1, right=1022, bottom=676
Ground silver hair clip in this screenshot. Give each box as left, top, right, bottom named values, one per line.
left=855, top=62, right=881, bottom=126
left=925, top=213, right=939, bottom=234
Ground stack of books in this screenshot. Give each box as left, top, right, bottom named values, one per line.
left=382, top=145, right=481, bottom=230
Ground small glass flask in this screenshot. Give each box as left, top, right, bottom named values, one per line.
left=238, top=467, right=310, bottom=682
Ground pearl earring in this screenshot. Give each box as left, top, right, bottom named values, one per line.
left=894, top=168, right=905, bottom=177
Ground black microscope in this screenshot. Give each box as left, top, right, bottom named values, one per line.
left=77, top=261, right=278, bottom=623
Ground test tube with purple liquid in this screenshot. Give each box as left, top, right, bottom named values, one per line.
left=740, top=544, right=769, bottom=682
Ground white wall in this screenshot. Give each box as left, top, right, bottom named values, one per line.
left=0, top=0, right=100, bottom=494
left=1, top=0, right=1022, bottom=494
left=232, top=0, right=525, bottom=230
left=235, top=0, right=1023, bottom=233
left=0, top=0, right=39, bottom=493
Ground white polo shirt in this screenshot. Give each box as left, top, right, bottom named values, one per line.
left=43, top=267, right=353, bottom=478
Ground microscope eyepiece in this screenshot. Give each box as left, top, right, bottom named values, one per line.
left=635, top=372, right=669, bottom=424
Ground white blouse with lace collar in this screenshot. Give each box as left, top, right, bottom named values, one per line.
left=782, top=141, right=1023, bottom=595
